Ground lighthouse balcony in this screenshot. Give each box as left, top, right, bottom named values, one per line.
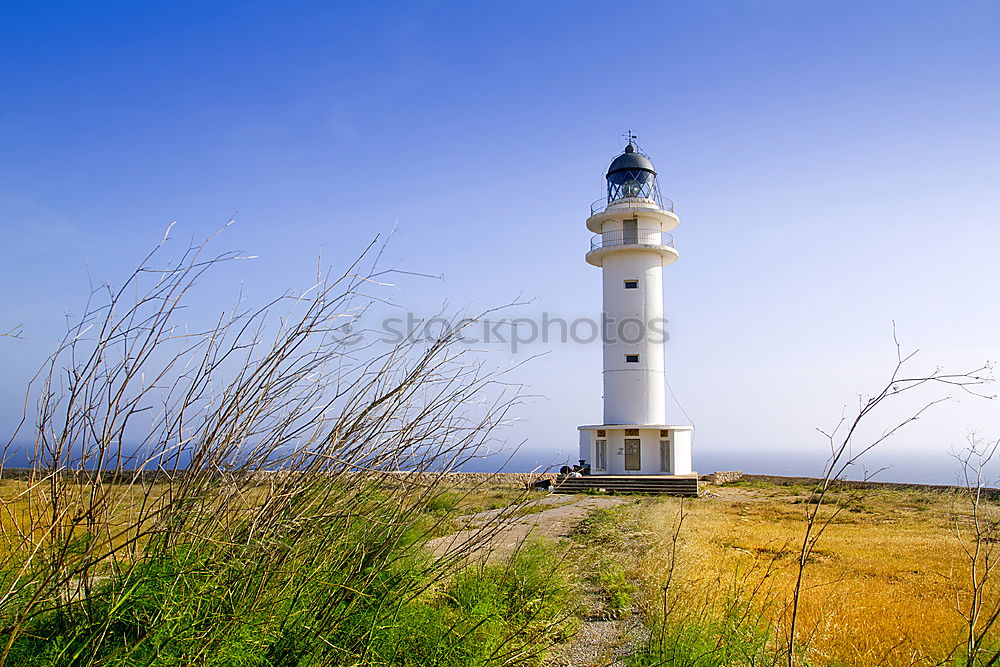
left=586, top=196, right=679, bottom=233
left=586, top=229, right=678, bottom=267
left=590, top=194, right=674, bottom=217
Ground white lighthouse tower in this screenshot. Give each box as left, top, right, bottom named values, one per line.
left=578, top=138, right=694, bottom=478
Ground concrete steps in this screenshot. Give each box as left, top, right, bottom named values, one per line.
left=551, top=475, right=698, bottom=497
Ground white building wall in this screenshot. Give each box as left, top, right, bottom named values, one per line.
left=671, top=429, right=692, bottom=475
left=578, top=427, right=693, bottom=476
left=601, top=250, right=666, bottom=425
left=578, top=429, right=589, bottom=467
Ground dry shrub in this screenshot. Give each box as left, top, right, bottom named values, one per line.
left=0, top=230, right=562, bottom=665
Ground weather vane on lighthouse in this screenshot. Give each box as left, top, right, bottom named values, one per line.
left=568, top=135, right=696, bottom=494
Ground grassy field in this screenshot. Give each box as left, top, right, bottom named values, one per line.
left=0, top=474, right=571, bottom=666
left=572, top=481, right=995, bottom=666
left=0, top=474, right=993, bottom=666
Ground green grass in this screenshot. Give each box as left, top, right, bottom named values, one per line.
left=0, top=495, right=576, bottom=667
left=567, top=506, right=641, bottom=618
left=628, top=606, right=775, bottom=667
left=425, top=490, right=464, bottom=513
left=569, top=505, right=633, bottom=547
left=592, top=557, right=636, bottom=615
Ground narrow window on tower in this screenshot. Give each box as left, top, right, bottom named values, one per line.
left=625, top=354, right=639, bottom=363
left=624, top=279, right=639, bottom=289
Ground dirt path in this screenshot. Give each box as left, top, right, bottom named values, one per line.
left=546, top=614, right=646, bottom=667
left=427, top=494, right=642, bottom=666
left=426, top=494, right=626, bottom=562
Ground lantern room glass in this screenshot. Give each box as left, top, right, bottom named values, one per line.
left=607, top=168, right=656, bottom=203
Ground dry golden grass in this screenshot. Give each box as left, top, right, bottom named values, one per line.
left=0, top=479, right=171, bottom=558
left=619, top=483, right=996, bottom=666
left=0, top=475, right=527, bottom=564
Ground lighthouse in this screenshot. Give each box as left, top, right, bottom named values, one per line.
left=577, top=138, right=694, bottom=477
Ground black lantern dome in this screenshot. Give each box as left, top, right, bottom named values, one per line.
left=606, top=142, right=658, bottom=203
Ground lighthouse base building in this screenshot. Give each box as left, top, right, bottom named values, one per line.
left=570, top=139, right=695, bottom=489
left=578, top=425, right=692, bottom=476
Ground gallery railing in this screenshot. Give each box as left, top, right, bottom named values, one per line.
left=589, top=229, right=675, bottom=252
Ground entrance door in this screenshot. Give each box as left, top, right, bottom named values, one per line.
left=624, top=438, right=641, bottom=471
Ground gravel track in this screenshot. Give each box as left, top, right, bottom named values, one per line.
left=427, top=494, right=642, bottom=666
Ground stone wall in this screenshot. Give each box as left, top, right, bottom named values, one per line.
left=382, top=471, right=559, bottom=489
left=0, top=468, right=560, bottom=489
left=704, top=470, right=744, bottom=485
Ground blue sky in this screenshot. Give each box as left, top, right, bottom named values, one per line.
left=2, top=1, right=999, bottom=482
